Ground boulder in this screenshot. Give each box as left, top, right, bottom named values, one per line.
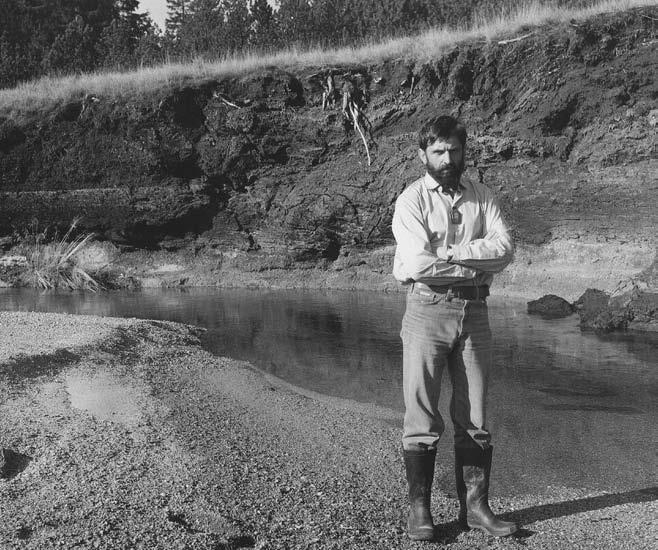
left=572, top=287, right=658, bottom=332
left=527, top=294, right=574, bottom=318
left=625, top=290, right=658, bottom=332
left=573, top=288, right=612, bottom=330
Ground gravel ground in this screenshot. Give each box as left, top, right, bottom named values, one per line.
left=0, top=312, right=656, bottom=549
left=0, top=311, right=130, bottom=363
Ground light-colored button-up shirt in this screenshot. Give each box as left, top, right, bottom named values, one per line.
left=392, top=173, right=514, bottom=287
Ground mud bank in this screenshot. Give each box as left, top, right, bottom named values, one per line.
left=93, top=234, right=657, bottom=302
left=0, top=7, right=657, bottom=301
left=0, top=312, right=656, bottom=549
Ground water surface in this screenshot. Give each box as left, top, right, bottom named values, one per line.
left=1, top=288, right=656, bottom=497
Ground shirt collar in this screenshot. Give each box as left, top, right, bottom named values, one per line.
left=422, top=172, right=467, bottom=194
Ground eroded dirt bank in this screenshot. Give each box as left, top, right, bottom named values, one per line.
left=0, top=8, right=656, bottom=300
left=1, top=312, right=656, bottom=549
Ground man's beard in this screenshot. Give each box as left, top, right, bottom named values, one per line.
left=428, top=164, right=462, bottom=192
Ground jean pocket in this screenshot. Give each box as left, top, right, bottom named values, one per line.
left=408, top=290, right=442, bottom=305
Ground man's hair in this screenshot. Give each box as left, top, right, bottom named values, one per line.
left=418, top=116, right=467, bottom=150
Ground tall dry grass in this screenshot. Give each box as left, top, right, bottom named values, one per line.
left=19, top=219, right=102, bottom=291
left=0, top=0, right=655, bottom=117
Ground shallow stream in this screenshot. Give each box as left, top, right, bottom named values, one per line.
left=1, top=288, right=656, bottom=497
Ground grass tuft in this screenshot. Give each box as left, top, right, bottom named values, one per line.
left=19, top=219, right=103, bottom=292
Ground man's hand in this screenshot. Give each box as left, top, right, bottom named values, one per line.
left=436, top=246, right=451, bottom=262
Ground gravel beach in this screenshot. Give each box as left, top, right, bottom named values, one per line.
left=0, top=312, right=656, bottom=549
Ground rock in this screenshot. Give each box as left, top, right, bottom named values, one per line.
left=527, top=294, right=575, bottom=318
left=625, top=291, right=658, bottom=331
left=73, top=241, right=118, bottom=272
left=572, top=287, right=658, bottom=332
left=573, top=288, right=611, bottom=330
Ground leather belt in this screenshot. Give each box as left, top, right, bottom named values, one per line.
left=410, top=282, right=489, bottom=300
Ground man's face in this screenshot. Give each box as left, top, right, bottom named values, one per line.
left=418, top=136, right=464, bottom=192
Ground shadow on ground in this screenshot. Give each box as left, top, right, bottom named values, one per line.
left=0, top=448, right=32, bottom=479
left=434, top=486, right=658, bottom=544
left=0, top=349, right=80, bottom=384
left=504, top=486, right=658, bottom=525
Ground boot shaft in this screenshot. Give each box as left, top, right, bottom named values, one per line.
left=454, top=445, right=518, bottom=537
left=455, top=445, right=492, bottom=496
left=403, top=448, right=437, bottom=501
left=403, top=448, right=437, bottom=541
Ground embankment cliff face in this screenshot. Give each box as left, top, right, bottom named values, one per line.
left=0, top=8, right=656, bottom=298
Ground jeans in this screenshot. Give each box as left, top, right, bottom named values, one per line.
left=400, top=285, right=493, bottom=451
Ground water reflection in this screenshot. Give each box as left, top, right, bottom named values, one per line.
left=66, top=368, right=145, bottom=428
left=1, top=288, right=656, bottom=497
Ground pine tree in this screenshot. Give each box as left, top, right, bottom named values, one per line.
left=166, top=0, right=191, bottom=35
left=276, top=0, right=315, bottom=47
left=134, top=24, right=164, bottom=66
left=222, top=0, right=250, bottom=52
left=368, top=0, right=431, bottom=38
left=98, top=18, right=135, bottom=69
left=179, top=0, right=225, bottom=56
left=249, top=0, right=277, bottom=48
left=98, top=1, right=154, bottom=68
left=0, top=0, right=162, bottom=83
left=0, top=1, right=23, bottom=87
left=310, top=0, right=350, bottom=46
left=42, top=15, right=97, bottom=74
left=117, top=0, right=151, bottom=37
left=0, top=32, right=16, bottom=88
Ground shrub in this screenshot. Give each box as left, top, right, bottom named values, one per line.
left=19, top=219, right=103, bottom=291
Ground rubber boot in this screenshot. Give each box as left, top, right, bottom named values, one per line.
left=455, top=446, right=518, bottom=536
left=403, top=447, right=436, bottom=541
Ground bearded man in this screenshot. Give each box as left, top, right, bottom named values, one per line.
left=392, top=115, right=518, bottom=541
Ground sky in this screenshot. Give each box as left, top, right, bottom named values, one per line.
left=139, top=0, right=168, bottom=30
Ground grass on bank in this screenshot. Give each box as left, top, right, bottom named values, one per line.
left=17, top=220, right=102, bottom=291
left=0, top=0, right=655, bottom=118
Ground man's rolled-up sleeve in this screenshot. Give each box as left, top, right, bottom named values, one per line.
left=393, top=194, right=477, bottom=281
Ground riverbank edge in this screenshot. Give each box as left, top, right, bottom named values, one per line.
left=2, top=232, right=654, bottom=303
left=5, top=236, right=643, bottom=300
left=0, top=312, right=656, bottom=549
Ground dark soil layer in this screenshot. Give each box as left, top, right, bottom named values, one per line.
left=0, top=8, right=657, bottom=299
left=1, top=314, right=656, bottom=549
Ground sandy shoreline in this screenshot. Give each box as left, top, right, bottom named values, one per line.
left=0, top=312, right=656, bottom=549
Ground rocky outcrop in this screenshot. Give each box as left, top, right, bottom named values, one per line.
left=0, top=8, right=656, bottom=297
left=524, top=280, right=658, bottom=332
left=573, top=286, right=658, bottom=332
